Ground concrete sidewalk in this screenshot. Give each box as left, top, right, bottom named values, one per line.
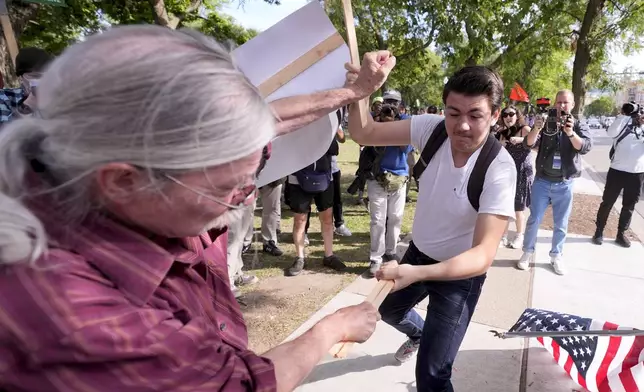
left=288, top=149, right=644, bottom=392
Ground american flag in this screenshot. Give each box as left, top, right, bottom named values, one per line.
left=510, top=308, right=644, bottom=392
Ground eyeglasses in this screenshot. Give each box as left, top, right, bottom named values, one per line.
left=164, top=143, right=272, bottom=210
left=502, top=112, right=516, bottom=118
left=165, top=174, right=257, bottom=210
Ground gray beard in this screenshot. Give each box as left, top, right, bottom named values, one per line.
left=203, top=208, right=246, bottom=231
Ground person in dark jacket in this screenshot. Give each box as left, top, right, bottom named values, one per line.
left=517, top=90, right=593, bottom=275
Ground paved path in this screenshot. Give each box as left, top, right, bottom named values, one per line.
left=287, top=144, right=644, bottom=392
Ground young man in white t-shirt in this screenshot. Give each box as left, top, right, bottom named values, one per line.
left=346, top=53, right=517, bottom=391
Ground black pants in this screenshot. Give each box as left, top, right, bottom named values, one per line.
left=596, top=168, right=644, bottom=233
left=305, top=171, right=344, bottom=233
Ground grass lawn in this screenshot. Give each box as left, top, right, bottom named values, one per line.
left=239, top=139, right=418, bottom=353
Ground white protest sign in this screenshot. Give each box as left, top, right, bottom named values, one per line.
left=232, top=2, right=350, bottom=187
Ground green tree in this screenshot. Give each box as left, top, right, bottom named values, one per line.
left=569, top=0, right=644, bottom=116
left=584, top=95, right=616, bottom=116
left=388, top=50, right=445, bottom=108
left=324, top=0, right=446, bottom=93
left=0, top=0, right=261, bottom=85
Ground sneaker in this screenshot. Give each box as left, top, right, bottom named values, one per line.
left=500, top=235, right=509, bottom=248
left=242, top=244, right=252, bottom=254
left=263, top=240, right=284, bottom=256
left=334, top=225, right=352, bottom=236
left=551, top=255, right=567, bottom=275
left=383, top=253, right=400, bottom=263
left=366, top=261, right=381, bottom=278
left=286, top=257, right=305, bottom=276
left=509, top=234, right=523, bottom=249
left=592, top=229, right=603, bottom=245
left=323, top=255, right=347, bottom=271
left=616, top=232, right=631, bottom=248
left=394, top=338, right=421, bottom=363
left=517, top=251, right=533, bottom=270
left=234, top=274, right=259, bottom=287
left=303, top=234, right=310, bottom=246
left=231, top=284, right=242, bottom=298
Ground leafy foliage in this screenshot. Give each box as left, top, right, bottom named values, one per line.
left=4, top=0, right=644, bottom=113
left=584, top=96, right=617, bottom=116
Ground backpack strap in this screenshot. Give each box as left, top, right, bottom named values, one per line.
left=412, top=120, right=448, bottom=182
left=467, top=134, right=502, bottom=212
left=609, top=124, right=632, bottom=161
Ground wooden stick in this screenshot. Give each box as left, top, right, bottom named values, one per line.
left=329, top=280, right=395, bottom=358
left=340, top=0, right=368, bottom=128
left=258, top=32, right=345, bottom=98
left=0, top=0, right=18, bottom=68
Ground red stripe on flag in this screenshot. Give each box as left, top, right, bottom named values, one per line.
left=619, top=368, right=640, bottom=392
left=552, top=339, right=561, bottom=363
left=538, top=337, right=544, bottom=345
left=579, top=372, right=588, bottom=390
left=597, top=322, right=621, bottom=389
left=564, top=355, right=574, bottom=375
left=622, top=336, right=644, bottom=372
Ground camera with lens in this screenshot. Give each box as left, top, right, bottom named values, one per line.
left=622, top=101, right=643, bottom=126
left=622, top=101, right=643, bottom=117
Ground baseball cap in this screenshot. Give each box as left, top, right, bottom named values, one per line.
left=372, top=96, right=384, bottom=104
left=383, top=90, right=402, bottom=102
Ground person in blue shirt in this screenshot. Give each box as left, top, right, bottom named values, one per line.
left=366, top=104, right=413, bottom=277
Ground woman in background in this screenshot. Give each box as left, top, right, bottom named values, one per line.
left=497, top=106, right=533, bottom=248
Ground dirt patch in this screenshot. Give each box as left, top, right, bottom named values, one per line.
left=239, top=272, right=353, bottom=353
left=540, top=193, right=637, bottom=240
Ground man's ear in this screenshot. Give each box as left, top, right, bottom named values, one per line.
left=95, top=163, right=146, bottom=204
left=491, top=108, right=501, bottom=126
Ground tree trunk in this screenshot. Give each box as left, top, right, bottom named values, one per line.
left=0, top=2, right=40, bottom=84
left=149, top=0, right=203, bottom=29
left=571, top=0, right=605, bottom=117
left=149, top=0, right=173, bottom=27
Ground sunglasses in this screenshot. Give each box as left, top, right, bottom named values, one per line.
left=502, top=112, right=516, bottom=118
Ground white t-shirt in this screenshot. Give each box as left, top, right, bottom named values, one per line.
left=410, top=114, right=517, bottom=261
left=610, top=123, right=644, bottom=174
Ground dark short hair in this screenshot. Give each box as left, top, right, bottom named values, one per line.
left=16, top=47, right=53, bottom=76
left=427, top=105, right=438, bottom=114
left=442, top=66, right=504, bottom=112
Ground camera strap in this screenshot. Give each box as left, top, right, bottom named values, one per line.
left=609, top=124, right=633, bottom=161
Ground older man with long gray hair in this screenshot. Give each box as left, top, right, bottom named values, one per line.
left=0, top=26, right=395, bottom=391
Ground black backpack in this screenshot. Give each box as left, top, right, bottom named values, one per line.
left=412, top=120, right=502, bottom=211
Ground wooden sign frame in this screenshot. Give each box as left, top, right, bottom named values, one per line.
left=259, top=32, right=345, bottom=97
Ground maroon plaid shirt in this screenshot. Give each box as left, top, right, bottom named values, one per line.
left=0, top=205, right=276, bottom=391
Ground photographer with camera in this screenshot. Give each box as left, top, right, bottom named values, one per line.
left=517, top=90, right=593, bottom=275
left=592, top=102, right=644, bottom=248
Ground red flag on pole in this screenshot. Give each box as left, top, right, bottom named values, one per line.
left=509, top=83, right=530, bottom=102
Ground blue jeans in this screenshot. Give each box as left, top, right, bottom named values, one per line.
left=379, top=242, right=486, bottom=392
left=522, top=176, right=574, bottom=256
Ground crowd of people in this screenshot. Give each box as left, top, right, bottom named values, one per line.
left=0, top=25, right=642, bottom=392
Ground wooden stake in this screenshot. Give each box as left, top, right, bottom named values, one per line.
left=328, top=280, right=395, bottom=358
left=340, top=0, right=368, bottom=128
left=0, top=0, right=18, bottom=68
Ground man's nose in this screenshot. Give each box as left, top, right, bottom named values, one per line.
left=458, top=119, right=470, bottom=131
